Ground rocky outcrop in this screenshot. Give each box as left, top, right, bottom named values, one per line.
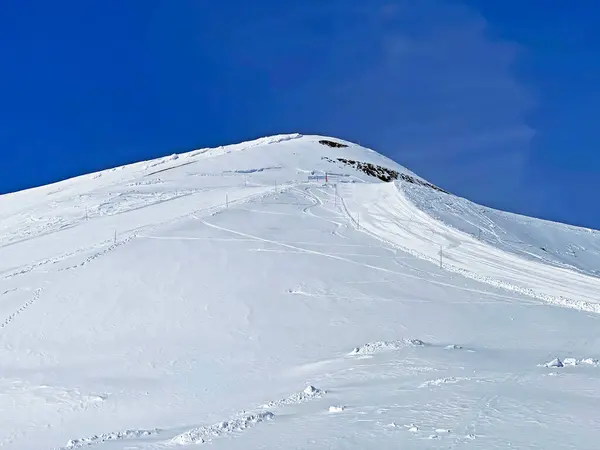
left=322, top=156, right=447, bottom=193
left=318, top=139, right=348, bottom=148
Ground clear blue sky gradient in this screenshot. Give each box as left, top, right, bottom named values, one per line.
left=1, top=1, right=598, bottom=228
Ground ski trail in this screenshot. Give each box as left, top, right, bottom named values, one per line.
left=294, top=186, right=350, bottom=239
left=13, top=187, right=284, bottom=278
left=340, top=182, right=600, bottom=314
left=197, top=220, right=539, bottom=305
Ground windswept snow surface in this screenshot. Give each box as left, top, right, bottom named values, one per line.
left=403, top=182, right=600, bottom=278
left=341, top=181, right=600, bottom=313
left=1, top=134, right=600, bottom=449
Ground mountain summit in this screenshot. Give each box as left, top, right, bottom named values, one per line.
left=2, top=134, right=600, bottom=450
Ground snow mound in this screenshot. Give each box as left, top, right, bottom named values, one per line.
left=171, top=411, right=274, bottom=446
left=445, top=344, right=463, bottom=350
left=564, top=357, right=599, bottom=366
left=541, top=357, right=598, bottom=368
left=63, top=429, right=159, bottom=449
left=328, top=405, right=346, bottom=413
left=404, top=424, right=419, bottom=432
left=261, top=385, right=325, bottom=408
left=544, top=358, right=564, bottom=368
left=545, top=357, right=600, bottom=367
left=420, top=377, right=468, bottom=388
left=349, top=338, right=426, bottom=355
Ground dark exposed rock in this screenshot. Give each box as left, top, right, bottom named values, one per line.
left=322, top=156, right=447, bottom=193
left=319, top=139, right=348, bottom=148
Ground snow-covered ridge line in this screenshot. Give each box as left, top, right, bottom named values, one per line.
left=171, top=411, right=275, bottom=446
left=0, top=133, right=304, bottom=200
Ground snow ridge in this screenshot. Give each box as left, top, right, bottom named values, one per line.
left=59, top=429, right=159, bottom=449
left=349, top=339, right=427, bottom=356
left=261, top=385, right=325, bottom=408
left=171, top=412, right=274, bottom=445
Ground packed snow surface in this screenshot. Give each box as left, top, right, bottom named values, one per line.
left=1, top=134, right=600, bottom=449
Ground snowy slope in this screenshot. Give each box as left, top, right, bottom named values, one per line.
left=342, top=181, right=600, bottom=312
left=2, top=134, right=600, bottom=450
left=404, top=182, right=600, bottom=278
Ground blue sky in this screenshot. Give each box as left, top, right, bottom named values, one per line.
left=1, top=1, right=598, bottom=228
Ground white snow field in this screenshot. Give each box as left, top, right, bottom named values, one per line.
left=2, top=134, right=600, bottom=450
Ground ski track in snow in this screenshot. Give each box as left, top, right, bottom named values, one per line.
left=293, top=186, right=350, bottom=240
left=4, top=186, right=285, bottom=281
left=339, top=182, right=600, bottom=314
left=199, top=213, right=543, bottom=306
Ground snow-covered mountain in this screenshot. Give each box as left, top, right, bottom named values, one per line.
left=2, top=134, right=600, bottom=450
